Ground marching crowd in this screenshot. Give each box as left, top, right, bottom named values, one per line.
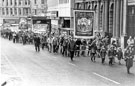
left=1, top=30, right=135, bottom=74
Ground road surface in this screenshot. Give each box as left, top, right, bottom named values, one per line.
left=1, top=37, right=135, bottom=86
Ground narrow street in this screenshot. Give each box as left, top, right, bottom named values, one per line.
left=1, top=37, right=135, bottom=86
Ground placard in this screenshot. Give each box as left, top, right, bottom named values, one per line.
left=74, top=10, right=94, bottom=39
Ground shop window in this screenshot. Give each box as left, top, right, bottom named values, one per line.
left=62, top=20, right=70, bottom=28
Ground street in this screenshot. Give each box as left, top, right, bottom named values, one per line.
left=1, top=37, right=135, bottom=86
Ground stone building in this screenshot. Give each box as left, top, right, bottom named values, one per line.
left=0, top=0, right=47, bottom=31
left=75, top=0, right=135, bottom=48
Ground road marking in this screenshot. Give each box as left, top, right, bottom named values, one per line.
left=68, top=62, right=77, bottom=67
left=93, top=72, right=120, bottom=85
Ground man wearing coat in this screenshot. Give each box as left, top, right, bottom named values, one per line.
left=69, top=37, right=76, bottom=61
left=124, top=46, right=134, bottom=74
left=34, top=35, right=41, bottom=52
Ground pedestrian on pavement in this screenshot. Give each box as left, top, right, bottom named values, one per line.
left=12, top=32, right=16, bottom=43
left=90, top=44, right=97, bottom=62
left=116, top=47, right=123, bottom=65
left=100, top=46, right=107, bottom=64
left=69, top=37, right=76, bottom=61
left=108, top=46, right=115, bottom=65
left=127, top=36, right=134, bottom=47
left=124, top=46, right=134, bottom=74
left=34, top=35, right=41, bottom=52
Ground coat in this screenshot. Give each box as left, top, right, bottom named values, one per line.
left=117, top=51, right=123, bottom=60
left=124, top=50, right=134, bottom=68
left=69, top=40, right=75, bottom=51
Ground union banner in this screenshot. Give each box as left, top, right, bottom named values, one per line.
left=74, top=10, right=94, bottom=39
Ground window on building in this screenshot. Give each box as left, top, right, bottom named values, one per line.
left=6, top=8, right=8, bottom=15
left=28, top=0, right=30, bottom=5
left=15, top=0, right=17, bottom=5
left=14, top=8, right=17, bottom=15
left=19, top=8, right=21, bottom=15
left=35, top=9, right=37, bottom=15
left=34, top=0, right=37, bottom=4
left=10, top=8, right=13, bottom=15
left=25, top=0, right=27, bottom=5
left=41, top=0, right=45, bottom=4
left=19, top=0, right=21, bottom=5
left=6, top=0, right=8, bottom=6
left=2, top=8, right=5, bottom=15
left=26, top=8, right=28, bottom=15
left=59, top=0, right=69, bottom=4
left=11, top=0, right=12, bottom=5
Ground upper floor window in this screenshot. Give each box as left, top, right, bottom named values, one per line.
left=6, top=0, right=8, bottom=6
left=34, top=0, right=37, bottom=4
left=41, top=0, right=45, bottom=4
left=15, top=0, right=17, bottom=5
left=28, top=0, right=30, bottom=5
left=14, top=8, right=17, bottom=15
left=19, top=8, right=21, bottom=15
left=6, top=8, right=8, bottom=15
left=19, top=0, right=21, bottom=5
left=11, top=0, right=12, bottom=5
left=10, top=8, right=13, bottom=15
left=59, top=0, right=69, bottom=4
left=2, top=8, right=5, bottom=15
left=25, top=0, right=27, bottom=5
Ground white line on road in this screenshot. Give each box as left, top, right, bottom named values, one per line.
left=68, top=62, right=77, bottom=67
left=93, top=72, right=120, bottom=85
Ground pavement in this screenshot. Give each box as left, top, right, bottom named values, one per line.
left=1, top=37, right=135, bottom=86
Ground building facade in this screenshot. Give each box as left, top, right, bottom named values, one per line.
left=75, top=0, right=135, bottom=48
left=31, top=0, right=47, bottom=16
left=0, top=0, right=47, bottom=31
left=0, top=0, right=31, bottom=31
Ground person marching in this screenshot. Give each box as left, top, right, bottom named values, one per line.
left=100, top=46, right=107, bottom=64
left=108, top=46, right=115, bottom=65
left=116, top=48, right=123, bottom=65
left=124, top=46, right=134, bottom=74
left=69, top=37, right=76, bottom=61
left=34, top=35, right=41, bottom=52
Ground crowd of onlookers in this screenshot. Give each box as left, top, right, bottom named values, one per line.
left=1, top=29, right=135, bottom=74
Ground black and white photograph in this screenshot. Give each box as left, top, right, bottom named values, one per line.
left=0, top=0, right=135, bottom=86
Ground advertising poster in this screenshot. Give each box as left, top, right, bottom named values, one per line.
left=19, top=18, right=28, bottom=29
left=74, top=10, right=94, bottom=39
left=33, top=24, right=48, bottom=33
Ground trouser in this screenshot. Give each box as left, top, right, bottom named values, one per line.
left=42, top=43, right=45, bottom=50
left=35, top=44, right=40, bottom=52
left=70, top=51, right=74, bottom=61
left=127, top=66, right=130, bottom=74
left=109, top=57, right=113, bottom=65
left=13, top=38, right=15, bottom=43
left=91, top=53, right=96, bottom=61
left=102, top=58, right=105, bottom=63
left=53, top=45, right=57, bottom=53
left=62, top=46, right=66, bottom=56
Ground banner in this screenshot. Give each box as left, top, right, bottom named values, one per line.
left=74, top=10, right=94, bottom=39
left=19, top=18, right=28, bottom=29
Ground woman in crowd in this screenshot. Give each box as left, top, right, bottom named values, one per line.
left=124, top=46, right=134, bottom=74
